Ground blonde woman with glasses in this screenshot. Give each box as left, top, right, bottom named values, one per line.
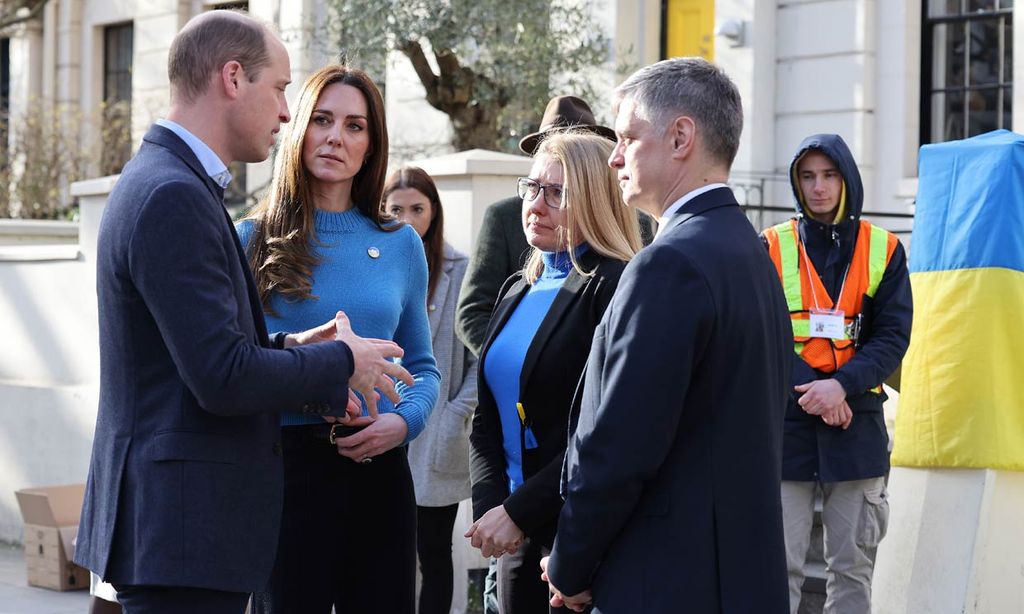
left=467, top=131, right=644, bottom=613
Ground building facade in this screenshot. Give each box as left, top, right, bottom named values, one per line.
left=0, top=0, right=1015, bottom=231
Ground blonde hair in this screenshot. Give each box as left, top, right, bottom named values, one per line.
left=523, top=131, right=642, bottom=283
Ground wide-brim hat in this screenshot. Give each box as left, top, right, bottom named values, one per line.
left=518, top=95, right=617, bottom=155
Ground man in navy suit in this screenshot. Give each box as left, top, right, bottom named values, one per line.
left=541, top=58, right=793, bottom=612
left=74, top=10, right=411, bottom=613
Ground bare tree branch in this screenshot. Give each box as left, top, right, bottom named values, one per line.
left=398, top=39, right=441, bottom=107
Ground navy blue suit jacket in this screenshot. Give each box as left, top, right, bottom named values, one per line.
left=548, top=188, right=793, bottom=613
left=75, top=125, right=352, bottom=592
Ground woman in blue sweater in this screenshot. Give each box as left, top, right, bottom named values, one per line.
left=239, top=65, right=440, bottom=614
left=467, top=132, right=642, bottom=613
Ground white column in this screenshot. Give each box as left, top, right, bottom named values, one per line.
left=71, top=175, right=118, bottom=267
left=412, top=149, right=533, bottom=256
left=873, top=467, right=1024, bottom=613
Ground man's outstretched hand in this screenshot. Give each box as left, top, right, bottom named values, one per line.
left=334, top=311, right=413, bottom=417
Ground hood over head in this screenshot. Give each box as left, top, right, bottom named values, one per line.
left=789, top=133, right=863, bottom=225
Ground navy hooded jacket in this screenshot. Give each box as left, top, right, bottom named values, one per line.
left=772, top=133, right=913, bottom=482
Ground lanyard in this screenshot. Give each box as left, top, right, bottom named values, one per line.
left=799, top=232, right=851, bottom=311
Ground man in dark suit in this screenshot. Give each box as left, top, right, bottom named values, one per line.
left=74, top=11, right=411, bottom=613
left=541, top=58, right=793, bottom=612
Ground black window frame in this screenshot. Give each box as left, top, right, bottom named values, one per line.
left=920, top=0, right=1013, bottom=146
left=101, top=21, right=133, bottom=176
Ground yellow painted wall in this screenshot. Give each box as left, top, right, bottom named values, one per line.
left=665, top=0, right=715, bottom=61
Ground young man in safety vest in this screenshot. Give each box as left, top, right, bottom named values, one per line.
left=761, top=134, right=912, bottom=614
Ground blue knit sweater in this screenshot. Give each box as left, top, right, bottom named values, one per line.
left=483, top=248, right=578, bottom=493
left=237, top=208, right=441, bottom=443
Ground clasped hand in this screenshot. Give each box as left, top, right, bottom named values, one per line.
left=539, top=556, right=592, bottom=612
left=794, top=379, right=852, bottom=429
left=465, top=505, right=524, bottom=558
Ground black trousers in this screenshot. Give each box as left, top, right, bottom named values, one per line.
left=112, top=584, right=248, bottom=614
left=252, top=425, right=417, bottom=614
left=496, top=537, right=571, bottom=614
left=416, top=503, right=459, bottom=614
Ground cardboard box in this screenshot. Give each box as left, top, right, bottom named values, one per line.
left=15, top=484, right=89, bottom=591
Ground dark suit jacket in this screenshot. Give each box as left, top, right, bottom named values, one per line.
left=470, top=250, right=625, bottom=548
left=456, top=196, right=531, bottom=357
left=548, top=188, right=793, bottom=613
left=75, top=125, right=352, bottom=592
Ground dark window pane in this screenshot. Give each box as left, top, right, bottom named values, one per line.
left=103, top=23, right=133, bottom=175
left=967, top=88, right=999, bottom=135
left=933, top=22, right=967, bottom=89
left=933, top=91, right=966, bottom=142
left=1001, top=0, right=1014, bottom=9
left=1005, top=18, right=1013, bottom=83
left=967, top=0, right=997, bottom=10
left=968, top=19, right=1000, bottom=85
left=929, top=0, right=963, bottom=16
left=1002, top=86, right=1012, bottom=130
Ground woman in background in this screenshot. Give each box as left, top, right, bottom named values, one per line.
left=385, top=166, right=478, bottom=614
left=467, top=131, right=642, bottom=613
left=238, top=65, right=440, bottom=614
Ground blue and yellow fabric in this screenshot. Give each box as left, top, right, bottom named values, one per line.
left=892, top=129, right=1024, bottom=471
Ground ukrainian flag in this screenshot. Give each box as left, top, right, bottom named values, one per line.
left=892, top=130, right=1024, bottom=471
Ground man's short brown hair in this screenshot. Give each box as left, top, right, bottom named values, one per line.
left=167, top=10, right=271, bottom=104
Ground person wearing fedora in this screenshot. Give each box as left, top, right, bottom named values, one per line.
left=455, top=96, right=650, bottom=359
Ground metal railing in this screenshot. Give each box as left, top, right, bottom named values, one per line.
left=728, top=171, right=916, bottom=239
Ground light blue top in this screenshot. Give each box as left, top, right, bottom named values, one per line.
left=237, top=208, right=441, bottom=444
left=155, top=118, right=232, bottom=188
left=483, top=249, right=577, bottom=494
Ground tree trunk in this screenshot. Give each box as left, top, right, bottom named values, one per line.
left=449, top=103, right=502, bottom=151
left=399, top=39, right=507, bottom=151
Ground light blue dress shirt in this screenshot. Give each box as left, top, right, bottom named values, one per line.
left=155, top=118, right=232, bottom=188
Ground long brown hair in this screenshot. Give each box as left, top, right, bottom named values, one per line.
left=382, top=166, right=445, bottom=304
left=245, top=64, right=393, bottom=311
left=523, top=132, right=642, bottom=283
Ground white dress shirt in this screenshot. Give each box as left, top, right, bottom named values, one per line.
left=654, top=183, right=730, bottom=241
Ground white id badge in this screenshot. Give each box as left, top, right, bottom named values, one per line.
left=809, top=308, right=845, bottom=340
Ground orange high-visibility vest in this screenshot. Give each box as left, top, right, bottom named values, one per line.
left=763, top=219, right=898, bottom=374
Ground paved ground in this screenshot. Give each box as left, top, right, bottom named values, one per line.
left=0, top=540, right=825, bottom=614
left=0, top=544, right=90, bottom=614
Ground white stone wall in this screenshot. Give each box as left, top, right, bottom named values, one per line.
left=0, top=254, right=98, bottom=543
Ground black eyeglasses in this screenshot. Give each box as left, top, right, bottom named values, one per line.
left=517, top=177, right=563, bottom=209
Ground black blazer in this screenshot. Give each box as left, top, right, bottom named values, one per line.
left=547, top=188, right=793, bottom=613
left=75, top=125, right=352, bottom=592
left=470, top=249, right=626, bottom=547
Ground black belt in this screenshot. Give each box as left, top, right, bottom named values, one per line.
left=284, top=423, right=366, bottom=445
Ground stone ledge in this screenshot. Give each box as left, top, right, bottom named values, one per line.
left=70, top=175, right=119, bottom=198
left=0, top=244, right=81, bottom=262
left=0, top=220, right=77, bottom=239
left=414, top=148, right=532, bottom=177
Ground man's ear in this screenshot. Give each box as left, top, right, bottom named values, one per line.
left=220, top=60, right=244, bottom=100
left=669, top=115, right=696, bottom=159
